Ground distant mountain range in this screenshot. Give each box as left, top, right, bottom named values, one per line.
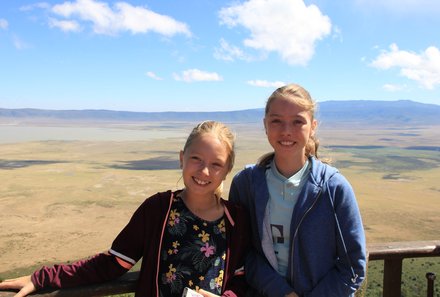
left=1, top=100, right=439, bottom=125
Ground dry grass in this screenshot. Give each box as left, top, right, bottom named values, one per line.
left=1, top=122, right=439, bottom=279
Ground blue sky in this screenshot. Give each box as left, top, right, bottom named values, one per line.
left=1, top=0, right=439, bottom=112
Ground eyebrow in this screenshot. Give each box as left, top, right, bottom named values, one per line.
left=268, top=113, right=307, bottom=119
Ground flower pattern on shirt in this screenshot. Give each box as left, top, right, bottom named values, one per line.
left=200, top=242, right=215, bottom=257
left=159, top=195, right=226, bottom=297
left=198, top=230, right=210, bottom=243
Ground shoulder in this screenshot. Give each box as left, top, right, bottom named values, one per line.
left=232, top=163, right=265, bottom=182
left=137, top=190, right=175, bottom=211
left=310, top=157, right=343, bottom=184
left=223, top=199, right=249, bottom=218
left=222, top=199, right=250, bottom=227
left=223, top=198, right=247, bottom=213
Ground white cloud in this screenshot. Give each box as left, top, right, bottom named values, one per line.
left=146, top=71, right=163, bottom=81
left=219, top=0, right=332, bottom=66
left=49, top=18, right=81, bottom=32
left=214, top=38, right=254, bottom=62
left=50, top=0, right=191, bottom=37
left=247, top=80, right=286, bottom=88
left=173, top=69, right=223, bottom=83
left=13, top=35, right=31, bottom=50
left=0, top=19, right=8, bottom=30
left=19, top=2, right=51, bottom=11
left=332, top=25, right=343, bottom=42
left=383, top=84, right=408, bottom=92
left=371, top=43, right=440, bottom=90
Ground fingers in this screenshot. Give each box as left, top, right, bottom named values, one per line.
left=197, top=289, right=220, bottom=297
left=0, top=278, right=21, bottom=290
left=15, top=282, right=36, bottom=297
left=0, top=276, right=35, bottom=297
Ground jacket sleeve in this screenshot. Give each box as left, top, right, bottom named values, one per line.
left=305, top=174, right=367, bottom=297
left=31, top=253, right=129, bottom=290
left=229, top=169, right=295, bottom=297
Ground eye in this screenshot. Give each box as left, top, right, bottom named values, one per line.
left=190, top=156, right=201, bottom=161
left=212, top=162, right=224, bottom=168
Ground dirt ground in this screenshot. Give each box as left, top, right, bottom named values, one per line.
left=1, top=122, right=439, bottom=278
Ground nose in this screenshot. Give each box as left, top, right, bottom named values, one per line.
left=281, top=122, right=291, bottom=135
left=200, top=163, right=210, bottom=176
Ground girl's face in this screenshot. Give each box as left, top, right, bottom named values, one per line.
left=179, top=133, right=230, bottom=198
left=264, top=97, right=317, bottom=162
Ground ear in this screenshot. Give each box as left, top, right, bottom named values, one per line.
left=179, top=150, right=184, bottom=168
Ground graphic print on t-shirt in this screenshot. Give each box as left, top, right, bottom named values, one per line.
left=271, top=224, right=284, bottom=244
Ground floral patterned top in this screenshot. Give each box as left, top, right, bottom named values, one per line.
left=158, top=194, right=227, bottom=297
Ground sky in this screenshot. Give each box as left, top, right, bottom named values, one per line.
left=1, top=0, right=440, bottom=112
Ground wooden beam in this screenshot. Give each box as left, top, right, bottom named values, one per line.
left=1, top=241, right=439, bottom=297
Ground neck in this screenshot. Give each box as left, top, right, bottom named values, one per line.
left=181, top=189, right=224, bottom=221
left=274, top=154, right=307, bottom=177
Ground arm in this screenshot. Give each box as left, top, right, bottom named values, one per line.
left=222, top=271, right=247, bottom=297
left=221, top=201, right=251, bottom=297
left=305, top=175, right=367, bottom=297
left=0, top=253, right=129, bottom=296
left=31, top=252, right=130, bottom=290
left=245, top=250, right=295, bottom=297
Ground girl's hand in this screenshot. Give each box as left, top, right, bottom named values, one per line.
left=0, top=275, right=36, bottom=297
left=198, top=289, right=220, bottom=297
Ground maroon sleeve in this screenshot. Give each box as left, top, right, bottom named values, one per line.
left=31, top=253, right=128, bottom=290
left=109, top=198, right=148, bottom=265
left=110, top=192, right=170, bottom=265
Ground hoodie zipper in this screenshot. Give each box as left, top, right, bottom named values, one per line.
left=289, top=189, right=322, bottom=280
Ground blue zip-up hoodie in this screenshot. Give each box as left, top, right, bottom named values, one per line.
left=229, top=157, right=367, bottom=297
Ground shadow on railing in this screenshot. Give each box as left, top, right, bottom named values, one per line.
left=1, top=240, right=439, bottom=297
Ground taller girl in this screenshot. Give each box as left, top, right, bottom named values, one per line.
left=230, top=84, right=367, bottom=297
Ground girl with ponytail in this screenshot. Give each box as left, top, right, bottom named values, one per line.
left=230, top=84, right=367, bottom=297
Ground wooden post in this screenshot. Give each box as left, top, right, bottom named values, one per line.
left=426, top=272, right=436, bottom=297
left=383, top=258, right=402, bottom=297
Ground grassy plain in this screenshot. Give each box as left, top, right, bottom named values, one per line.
left=0, top=121, right=439, bottom=296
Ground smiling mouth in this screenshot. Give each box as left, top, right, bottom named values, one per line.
left=279, top=141, right=295, bottom=146
left=193, top=177, right=211, bottom=185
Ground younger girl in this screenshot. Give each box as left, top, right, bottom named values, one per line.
left=0, top=121, right=250, bottom=297
left=229, top=84, right=367, bottom=297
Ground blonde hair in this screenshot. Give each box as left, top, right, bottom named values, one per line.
left=183, top=120, right=236, bottom=197
left=258, top=83, right=320, bottom=166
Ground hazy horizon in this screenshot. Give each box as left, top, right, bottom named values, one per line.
left=1, top=98, right=440, bottom=114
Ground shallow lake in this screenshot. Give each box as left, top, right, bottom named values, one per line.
left=0, top=124, right=187, bottom=143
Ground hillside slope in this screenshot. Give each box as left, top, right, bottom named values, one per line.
left=1, top=100, right=439, bottom=125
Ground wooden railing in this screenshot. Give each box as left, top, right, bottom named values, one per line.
left=1, top=240, right=439, bottom=297
left=367, top=240, right=439, bottom=297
